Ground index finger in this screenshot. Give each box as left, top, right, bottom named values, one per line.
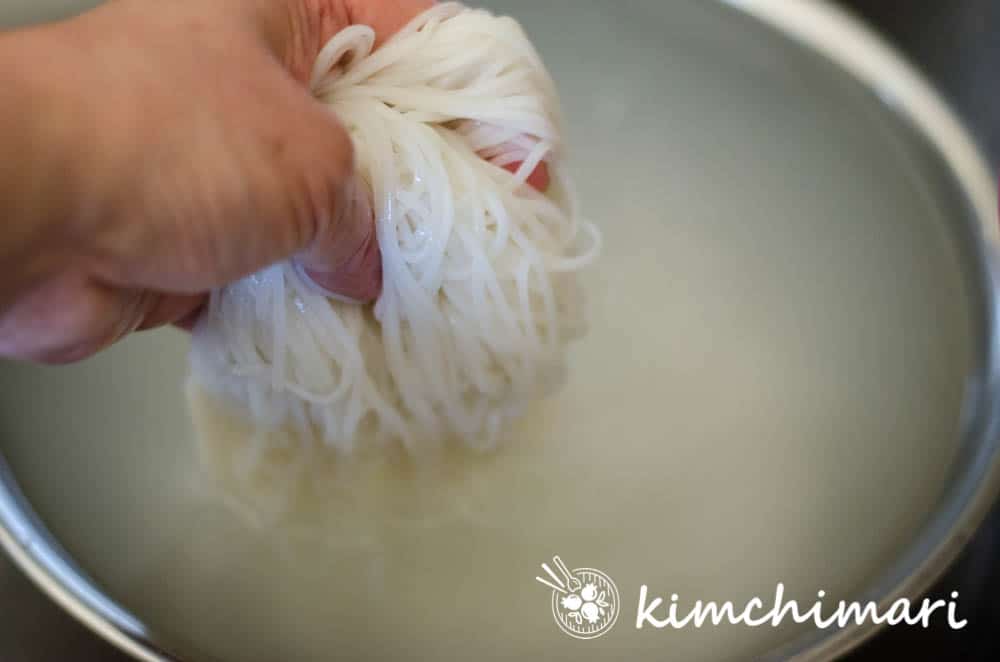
left=260, top=0, right=434, bottom=82
left=344, top=0, right=435, bottom=47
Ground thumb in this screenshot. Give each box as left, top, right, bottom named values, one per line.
left=293, top=173, right=382, bottom=303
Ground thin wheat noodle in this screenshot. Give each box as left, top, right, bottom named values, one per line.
left=189, top=3, right=600, bottom=456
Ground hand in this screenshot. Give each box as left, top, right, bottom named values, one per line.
left=0, top=0, right=431, bottom=364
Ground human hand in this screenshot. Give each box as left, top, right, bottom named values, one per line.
left=0, top=0, right=431, bottom=364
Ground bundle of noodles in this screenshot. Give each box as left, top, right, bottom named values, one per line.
left=189, top=2, right=600, bottom=456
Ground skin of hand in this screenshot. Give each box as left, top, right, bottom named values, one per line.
left=0, top=0, right=432, bottom=364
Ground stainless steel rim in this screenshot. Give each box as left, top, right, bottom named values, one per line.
left=0, top=1, right=997, bottom=661
left=738, top=1, right=1000, bottom=659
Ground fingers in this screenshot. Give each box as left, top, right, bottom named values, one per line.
left=0, top=276, right=138, bottom=364
left=455, top=121, right=552, bottom=193
left=137, top=293, right=206, bottom=331
left=503, top=161, right=551, bottom=193
left=0, top=273, right=203, bottom=364
left=344, top=0, right=435, bottom=47
left=172, top=303, right=207, bottom=332
left=292, top=175, right=382, bottom=303
left=264, top=93, right=381, bottom=304
left=267, top=0, right=433, bottom=82
left=260, top=0, right=435, bottom=304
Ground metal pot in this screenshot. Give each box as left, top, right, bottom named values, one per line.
left=0, top=1, right=997, bottom=660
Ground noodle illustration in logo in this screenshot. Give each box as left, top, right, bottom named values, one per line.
left=535, top=556, right=619, bottom=639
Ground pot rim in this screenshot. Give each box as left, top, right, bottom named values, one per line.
left=733, top=1, right=1000, bottom=659
left=0, top=1, right=997, bottom=661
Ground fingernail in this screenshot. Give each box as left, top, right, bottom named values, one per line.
left=294, top=176, right=382, bottom=304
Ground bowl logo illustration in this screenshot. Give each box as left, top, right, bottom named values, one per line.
left=535, top=555, right=619, bottom=639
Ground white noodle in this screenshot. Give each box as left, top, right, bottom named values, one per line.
left=189, top=3, right=600, bottom=454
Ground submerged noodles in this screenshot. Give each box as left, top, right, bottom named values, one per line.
left=189, top=3, right=599, bottom=454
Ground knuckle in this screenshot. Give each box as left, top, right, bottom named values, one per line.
left=0, top=283, right=128, bottom=365
left=45, top=299, right=119, bottom=364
